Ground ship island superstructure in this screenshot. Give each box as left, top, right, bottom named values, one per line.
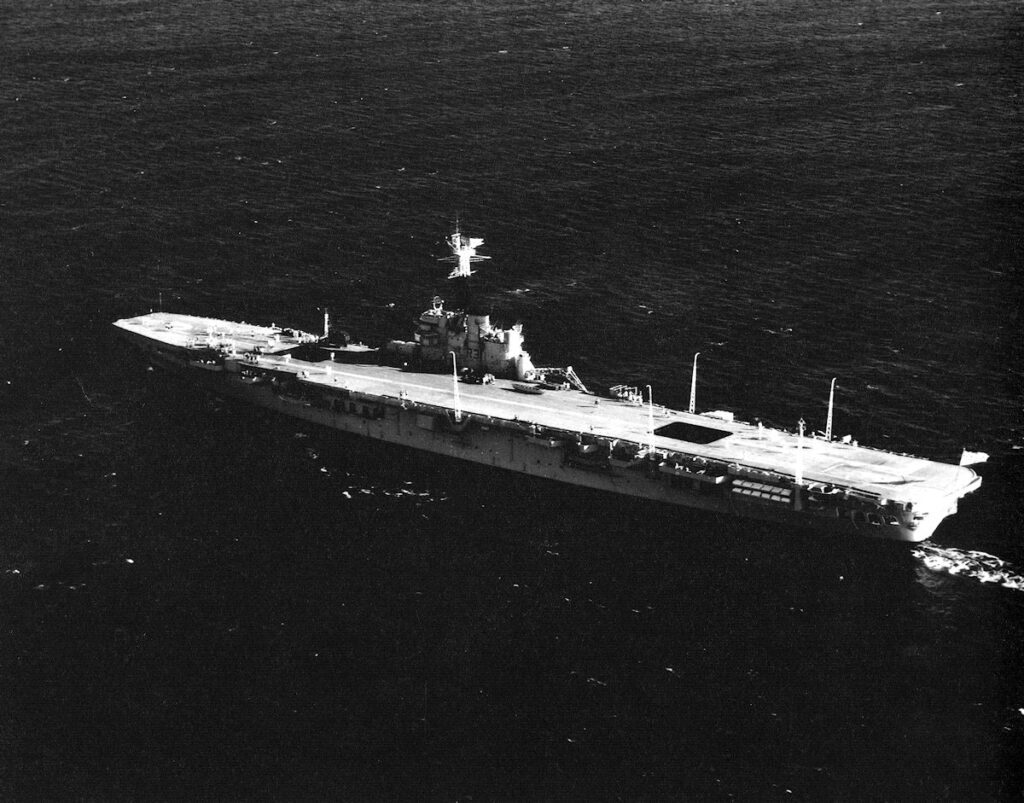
left=381, top=227, right=541, bottom=382
left=113, top=228, right=982, bottom=542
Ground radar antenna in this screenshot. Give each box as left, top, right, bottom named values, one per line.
left=440, top=218, right=490, bottom=279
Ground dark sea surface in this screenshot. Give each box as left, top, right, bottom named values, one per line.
left=2, top=0, right=1023, bottom=799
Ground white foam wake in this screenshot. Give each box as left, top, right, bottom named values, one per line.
left=913, top=544, right=1024, bottom=592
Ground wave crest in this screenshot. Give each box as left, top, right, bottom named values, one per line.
left=913, top=544, right=1024, bottom=592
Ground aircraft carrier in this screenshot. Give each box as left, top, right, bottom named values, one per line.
left=113, top=228, right=983, bottom=542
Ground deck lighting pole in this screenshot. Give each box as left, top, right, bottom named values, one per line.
left=689, top=352, right=700, bottom=414
left=451, top=351, right=462, bottom=423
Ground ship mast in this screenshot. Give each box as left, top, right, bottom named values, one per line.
left=825, top=377, right=836, bottom=441
left=794, top=418, right=806, bottom=512
left=451, top=351, right=462, bottom=422
left=795, top=418, right=805, bottom=486
left=442, top=219, right=490, bottom=279
left=689, top=352, right=700, bottom=414
left=646, top=385, right=655, bottom=453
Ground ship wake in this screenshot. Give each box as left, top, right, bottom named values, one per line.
left=913, top=544, right=1024, bottom=592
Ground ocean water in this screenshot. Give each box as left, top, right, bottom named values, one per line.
left=2, top=0, right=1022, bottom=799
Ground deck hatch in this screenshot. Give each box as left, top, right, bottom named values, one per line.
left=654, top=421, right=732, bottom=444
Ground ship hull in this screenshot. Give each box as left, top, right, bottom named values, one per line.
left=121, top=329, right=946, bottom=543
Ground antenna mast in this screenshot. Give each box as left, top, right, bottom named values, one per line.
left=795, top=418, right=805, bottom=487
left=646, top=385, right=655, bottom=453
left=689, top=352, right=700, bottom=414
left=441, top=218, right=490, bottom=279
left=825, top=378, right=836, bottom=441
left=451, top=352, right=462, bottom=423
